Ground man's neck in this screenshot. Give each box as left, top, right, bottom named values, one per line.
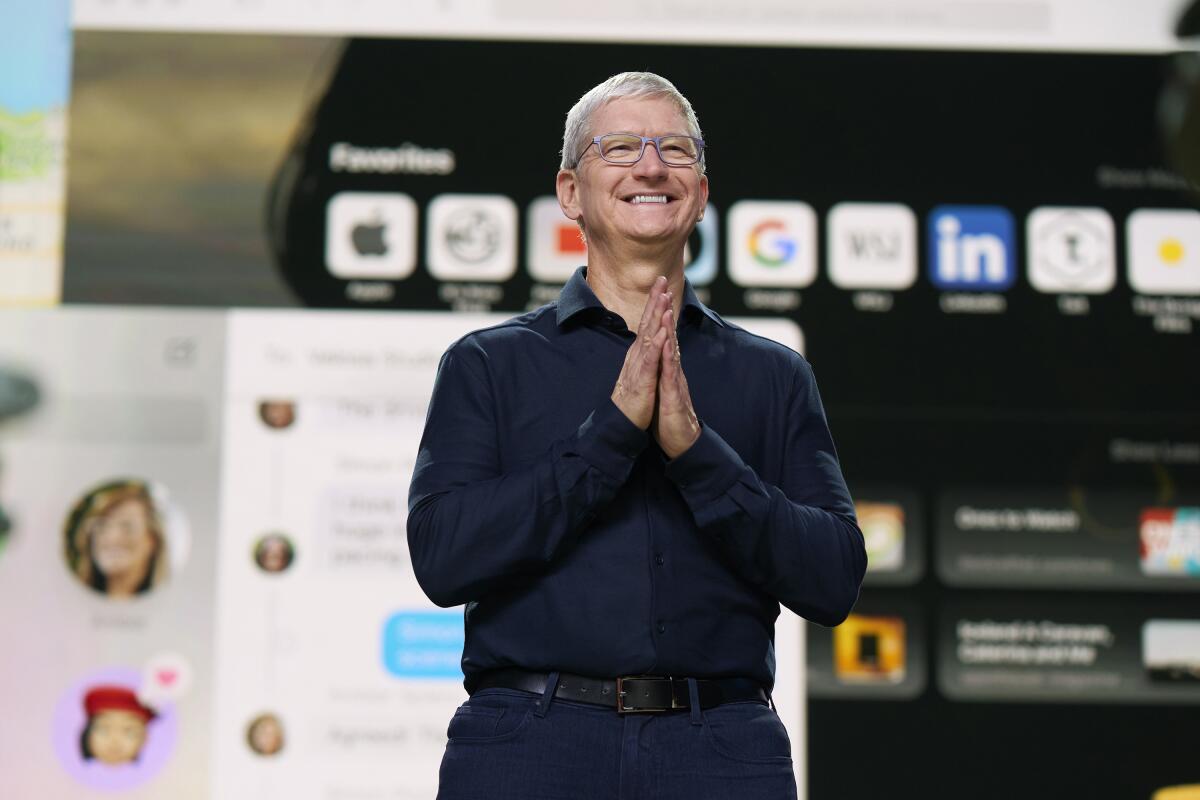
left=585, top=247, right=687, bottom=334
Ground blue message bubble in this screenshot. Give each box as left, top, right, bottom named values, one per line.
left=381, top=610, right=464, bottom=679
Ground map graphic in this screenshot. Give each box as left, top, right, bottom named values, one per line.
left=0, top=1, right=72, bottom=305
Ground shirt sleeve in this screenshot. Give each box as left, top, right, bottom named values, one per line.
left=663, top=356, right=867, bottom=626
left=407, top=337, right=647, bottom=608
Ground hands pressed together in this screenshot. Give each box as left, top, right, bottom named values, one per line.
left=610, top=275, right=701, bottom=459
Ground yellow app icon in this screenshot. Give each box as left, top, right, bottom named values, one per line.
left=1127, top=209, right=1200, bottom=296
left=857, top=501, right=905, bottom=573
left=833, top=614, right=906, bottom=684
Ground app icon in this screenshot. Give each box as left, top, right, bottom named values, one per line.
left=857, top=501, right=905, bottom=573
left=1139, top=507, right=1200, bottom=576
left=1026, top=207, right=1116, bottom=294
left=727, top=200, right=816, bottom=288
left=833, top=614, right=906, bottom=684
left=325, top=192, right=417, bottom=279
left=827, top=203, right=917, bottom=290
left=684, top=204, right=719, bottom=286
left=427, top=194, right=517, bottom=281
left=1127, top=209, right=1200, bottom=296
left=928, top=205, right=1015, bottom=290
left=1142, top=619, right=1200, bottom=683
left=527, top=195, right=586, bottom=283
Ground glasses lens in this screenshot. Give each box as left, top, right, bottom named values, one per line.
left=658, top=136, right=700, bottom=164
left=598, top=134, right=643, bottom=162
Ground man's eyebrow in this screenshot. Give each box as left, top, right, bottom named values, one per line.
left=601, top=131, right=691, bottom=136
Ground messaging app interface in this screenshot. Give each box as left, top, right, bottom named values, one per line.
left=0, top=308, right=226, bottom=799
left=210, top=310, right=508, bottom=799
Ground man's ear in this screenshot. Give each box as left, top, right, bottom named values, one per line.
left=556, top=169, right=582, bottom=222
left=698, top=172, right=709, bottom=216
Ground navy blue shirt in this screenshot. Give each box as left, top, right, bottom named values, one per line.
left=408, top=267, right=866, bottom=691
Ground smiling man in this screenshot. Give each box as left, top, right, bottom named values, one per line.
left=408, top=72, right=866, bottom=800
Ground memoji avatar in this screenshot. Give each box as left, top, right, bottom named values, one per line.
left=928, top=205, right=1015, bottom=290
left=1140, top=507, right=1200, bottom=576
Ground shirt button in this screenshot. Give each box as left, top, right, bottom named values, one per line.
left=655, top=554, right=664, bottom=566
left=657, top=622, right=666, bottom=634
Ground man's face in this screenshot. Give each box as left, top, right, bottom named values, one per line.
left=558, top=95, right=708, bottom=254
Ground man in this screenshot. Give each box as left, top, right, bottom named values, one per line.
left=408, top=72, right=866, bottom=800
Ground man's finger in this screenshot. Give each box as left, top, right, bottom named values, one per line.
left=658, top=312, right=677, bottom=396
left=643, top=289, right=670, bottom=344
left=637, top=275, right=668, bottom=335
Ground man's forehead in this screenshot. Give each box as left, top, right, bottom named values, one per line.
left=590, top=95, right=689, bottom=133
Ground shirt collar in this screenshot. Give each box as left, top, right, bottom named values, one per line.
left=556, top=266, right=725, bottom=329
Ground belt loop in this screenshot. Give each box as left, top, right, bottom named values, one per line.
left=535, top=671, right=560, bottom=718
left=687, top=678, right=702, bottom=726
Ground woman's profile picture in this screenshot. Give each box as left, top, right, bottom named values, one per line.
left=253, top=533, right=295, bottom=574
left=258, top=400, right=296, bottom=430
left=79, top=686, right=158, bottom=766
left=246, top=713, right=285, bottom=756
left=63, top=479, right=187, bottom=598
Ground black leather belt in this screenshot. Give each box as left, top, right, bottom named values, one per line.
left=472, top=668, right=768, bottom=713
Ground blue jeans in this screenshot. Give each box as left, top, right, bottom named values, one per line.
left=436, top=678, right=797, bottom=800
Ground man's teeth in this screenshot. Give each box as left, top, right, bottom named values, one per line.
left=630, top=195, right=668, bottom=204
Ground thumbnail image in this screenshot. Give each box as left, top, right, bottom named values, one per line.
left=1143, top=619, right=1200, bottom=683
left=834, top=614, right=907, bottom=684
left=1139, top=507, right=1200, bottom=576
left=857, top=501, right=905, bottom=573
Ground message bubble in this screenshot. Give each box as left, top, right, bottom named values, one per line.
left=320, top=719, right=447, bottom=754
left=317, top=486, right=408, bottom=573
left=382, top=610, right=463, bottom=679
left=310, top=396, right=430, bottom=434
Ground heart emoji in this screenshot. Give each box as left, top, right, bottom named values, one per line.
left=156, top=669, right=178, bottom=687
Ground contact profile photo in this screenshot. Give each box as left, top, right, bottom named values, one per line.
left=62, top=478, right=190, bottom=599
left=246, top=712, right=285, bottom=756
left=258, top=399, right=297, bottom=430
left=253, top=533, right=296, bottom=574
left=52, top=667, right=179, bottom=791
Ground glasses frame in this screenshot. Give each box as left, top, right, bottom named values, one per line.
left=589, top=133, right=705, bottom=167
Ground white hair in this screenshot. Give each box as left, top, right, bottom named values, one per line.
left=560, top=72, right=705, bottom=173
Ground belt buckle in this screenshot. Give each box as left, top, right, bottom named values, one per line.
left=616, top=676, right=684, bottom=714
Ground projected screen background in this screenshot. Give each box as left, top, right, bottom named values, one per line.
left=1, top=26, right=1198, bottom=800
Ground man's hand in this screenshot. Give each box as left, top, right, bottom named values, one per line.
left=611, top=276, right=671, bottom=430
left=654, top=307, right=701, bottom=459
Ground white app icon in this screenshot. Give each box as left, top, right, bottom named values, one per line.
left=727, top=200, right=817, bottom=288
left=1127, top=209, right=1200, bottom=296
left=527, top=195, right=586, bottom=283
left=1026, top=207, right=1115, bottom=294
left=827, top=202, right=916, bottom=290
left=427, top=194, right=518, bottom=282
left=325, top=192, right=417, bottom=280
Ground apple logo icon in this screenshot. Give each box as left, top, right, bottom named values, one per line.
left=351, top=214, right=389, bottom=257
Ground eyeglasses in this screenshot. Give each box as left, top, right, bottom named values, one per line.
left=589, top=133, right=705, bottom=166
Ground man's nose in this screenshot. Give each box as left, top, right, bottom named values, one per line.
left=632, top=139, right=669, bottom=178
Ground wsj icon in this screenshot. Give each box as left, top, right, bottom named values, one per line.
left=928, top=205, right=1015, bottom=290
